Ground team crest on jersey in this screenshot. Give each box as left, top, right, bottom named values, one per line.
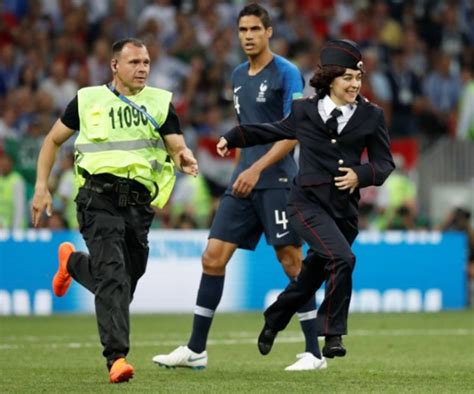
left=256, top=80, right=268, bottom=102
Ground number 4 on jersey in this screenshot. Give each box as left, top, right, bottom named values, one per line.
left=274, top=210, right=288, bottom=230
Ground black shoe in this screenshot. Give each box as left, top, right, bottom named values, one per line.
left=322, top=335, right=346, bottom=358
left=258, top=324, right=278, bottom=355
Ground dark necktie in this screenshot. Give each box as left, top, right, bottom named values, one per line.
left=326, top=108, right=343, bottom=135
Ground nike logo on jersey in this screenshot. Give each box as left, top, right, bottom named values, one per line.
left=234, top=86, right=242, bottom=93
left=276, top=231, right=290, bottom=239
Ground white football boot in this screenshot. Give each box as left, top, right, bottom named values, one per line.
left=284, top=352, right=328, bottom=371
left=152, top=346, right=208, bottom=370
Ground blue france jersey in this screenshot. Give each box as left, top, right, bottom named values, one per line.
left=230, top=54, right=303, bottom=189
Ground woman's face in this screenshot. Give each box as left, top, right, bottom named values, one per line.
left=330, top=68, right=362, bottom=106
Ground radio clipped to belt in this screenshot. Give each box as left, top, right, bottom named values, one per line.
left=115, top=177, right=159, bottom=207
left=117, top=179, right=129, bottom=207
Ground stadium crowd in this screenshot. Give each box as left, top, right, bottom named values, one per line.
left=0, top=0, right=473, bottom=234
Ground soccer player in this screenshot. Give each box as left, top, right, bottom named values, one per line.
left=153, top=3, right=322, bottom=371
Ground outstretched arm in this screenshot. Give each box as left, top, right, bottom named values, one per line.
left=217, top=114, right=297, bottom=157
left=32, top=119, right=75, bottom=227
left=226, top=118, right=297, bottom=149
left=163, top=133, right=199, bottom=176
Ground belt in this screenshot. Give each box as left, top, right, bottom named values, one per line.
left=82, top=175, right=154, bottom=206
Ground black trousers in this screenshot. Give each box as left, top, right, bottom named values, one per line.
left=68, top=186, right=154, bottom=365
left=264, top=185, right=358, bottom=336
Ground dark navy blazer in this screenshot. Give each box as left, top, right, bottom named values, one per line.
left=224, top=95, right=395, bottom=218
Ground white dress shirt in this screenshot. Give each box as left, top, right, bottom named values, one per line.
left=318, top=95, right=357, bottom=134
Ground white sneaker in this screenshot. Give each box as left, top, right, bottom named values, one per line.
left=152, top=346, right=208, bottom=370
left=284, top=353, right=328, bottom=371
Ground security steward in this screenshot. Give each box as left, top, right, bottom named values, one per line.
left=217, top=40, right=395, bottom=360
left=31, top=38, right=198, bottom=383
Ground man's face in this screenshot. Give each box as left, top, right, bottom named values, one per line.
left=113, top=43, right=150, bottom=93
left=238, top=15, right=272, bottom=57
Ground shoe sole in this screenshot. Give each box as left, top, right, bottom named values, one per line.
left=154, top=362, right=206, bottom=370
left=285, top=366, right=327, bottom=371
left=322, top=348, right=346, bottom=358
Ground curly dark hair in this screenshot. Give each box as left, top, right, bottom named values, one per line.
left=309, top=65, right=347, bottom=97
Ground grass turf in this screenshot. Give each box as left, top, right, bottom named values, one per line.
left=1, top=311, right=473, bottom=393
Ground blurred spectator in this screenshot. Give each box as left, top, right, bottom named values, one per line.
left=400, top=25, right=428, bottom=79
left=0, top=107, right=19, bottom=142
left=385, top=205, right=420, bottom=230
left=339, top=1, right=374, bottom=47
left=18, top=63, right=40, bottom=92
left=145, top=37, right=191, bottom=94
left=456, top=63, right=474, bottom=140
left=360, top=47, right=392, bottom=124
left=34, top=89, right=57, bottom=133
left=195, top=104, right=236, bottom=212
left=0, top=43, right=20, bottom=97
left=94, top=0, right=138, bottom=43
left=291, top=40, right=319, bottom=97
left=372, top=0, right=402, bottom=50
left=422, top=52, right=462, bottom=137
left=86, top=37, right=111, bottom=85
left=138, top=0, right=177, bottom=47
left=374, top=155, right=418, bottom=230
left=167, top=12, right=205, bottom=64
left=437, top=2, right=470, bottom=67
left=203, top=29, right=237, bottom=105
left=273, top=1, right=310, bottom=46
left=0, top=152, right=27, bottom=229
left=4, top=115, right=46, bottom=200
left=329, top=0, right=357, bottom=38
left=384, top=48, right=424, bottom=137
left=191, top=0, right=228, bottom=48
left=298, top=0, right=335, bottom=39
left=170, top=174, right=212, bottom=229
left=8, top=86, right=36, bottom=135
left=174, top=211, right=199, bottom=230
left=39, top=60, right=78, bottom=114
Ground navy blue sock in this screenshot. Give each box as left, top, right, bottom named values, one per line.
left=187, top=273, right=225, bottom=353
left=295, top=284, right=320, bottom=358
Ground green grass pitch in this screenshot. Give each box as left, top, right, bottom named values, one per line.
left=1, top=311, right=473, bottom=393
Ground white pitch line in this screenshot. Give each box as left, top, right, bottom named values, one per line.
left=1, top=328, right=473, bottom=350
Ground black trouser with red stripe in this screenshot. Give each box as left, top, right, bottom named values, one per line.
left=67, top=181, right=154, bottom=367
left=264, top=185, right=358, bottom=336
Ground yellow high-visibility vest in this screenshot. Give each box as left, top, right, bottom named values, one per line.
left=75, top=85, right=176, bottom=208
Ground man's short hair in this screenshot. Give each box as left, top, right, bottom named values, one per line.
left=112, top=38, right=145, bottom=56
left=237, top=2, right=271, bottom=28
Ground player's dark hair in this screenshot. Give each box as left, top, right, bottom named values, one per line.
left=112, top=38, right=145, bottom=56
left=237, top=2, right=271, bottom=28
left=310, top=64, right=359, bottom=97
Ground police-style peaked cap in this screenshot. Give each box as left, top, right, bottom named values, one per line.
left=320, top=39, right=363, bottom=70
